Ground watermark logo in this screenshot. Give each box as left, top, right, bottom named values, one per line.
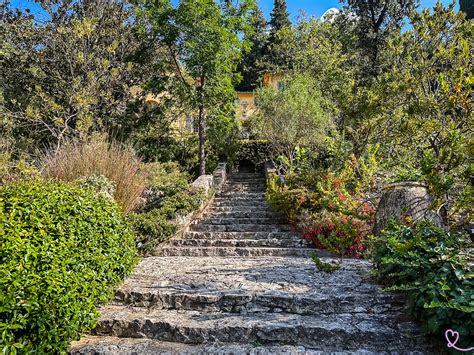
left=445, top=329, right=474, bottom=352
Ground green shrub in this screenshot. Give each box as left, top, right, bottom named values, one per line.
left=371, top=222, right=473, bottom=341
left=129, top=188, right=206, bottom=254
left=236, top=139, right=270, bottom=170
left=0, top=180, right=137, bottom=353
left=127, top=211, right=177, bottom=254
left=266, top=157, right=375, bottom=260
left=78, top=174, right=116, bottom=199
left=140, top=162, right=191, bottom=212
left=0, top=151, right=40, bottom=185
left=146, top=162, right=190, bottom=196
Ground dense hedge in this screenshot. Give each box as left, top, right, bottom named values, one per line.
left=129, top=188, right=206, bottom=254
left=236, top=140, right=270, bottom=169
left=372, top=222, right=473, bottom=343
left=0, top=180, right=137, bottom=353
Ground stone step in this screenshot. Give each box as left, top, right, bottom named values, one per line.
left=168, top=238, right=308, bottom=249
left=214, top=196, right=267, bottom=202
left=209, top=206, right=275, bottom=212
left=199, top=217, right=285, bottom=225
left=227, top=174, right=265, bottom=182
left=70, top=336, right=355, bottom=354
left=110, top=257, right=404, bottom=313
left=223, top=185, right=266, bottom=191
left=155, top=246, right=319, bottom=257
left=218, top=192, right=266, bottom=198
left=90, top=306, right=428, bottom=352
left=213, top=200, right=269, bottom=207
left=183, top=231, right=299, bottom=240
left=230, top=172, right=263, bottom=176
left=227, top=178, right=265, bottom=183
left=222, top=184, right=266, bottom=189
left=112, top=284, right=404, bottom=315
left=190, top=224, right=292, bottom=232
left=205, top=211, right=283, bottom=219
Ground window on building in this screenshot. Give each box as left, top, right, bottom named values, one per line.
left=185, top=115, right=193, bottom=132
left=278, top=81, right=287, bottom=92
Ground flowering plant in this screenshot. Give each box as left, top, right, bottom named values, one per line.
left=266, top=154, right=376, bottom=260
left=298, top=172, right=375, bottom=259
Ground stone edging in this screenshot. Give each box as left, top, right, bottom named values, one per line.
left=155, top=163, right=228, bottom=249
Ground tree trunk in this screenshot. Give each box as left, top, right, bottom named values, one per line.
left=198, top=104, right=206, bottom=175
left=198, top=74, right=206, bottom=175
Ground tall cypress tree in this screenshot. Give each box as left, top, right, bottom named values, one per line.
left=236, top=6, right=268, bottom=91
left=460, top=0, right=474, bottom=19
left=266, top=0, right=291, bottom=69
left=269, top=0, right=291, bottom=36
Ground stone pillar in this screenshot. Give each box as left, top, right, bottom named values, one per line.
left=212, top=162, right=227, bottom=193
left=265, top=161, right=277, bottom=181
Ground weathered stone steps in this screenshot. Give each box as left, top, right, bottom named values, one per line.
left=213, top=199, right=268, bottom=207
left=221, top=186, right=266, bottom=191
left=168, top=238, right=308, bottom=248
left=156, top=246, right=317, bottom=257
left=70, top=172, right=436, bottom=353
left=199, top=217, right=285, bottom=225
left=204, top=210, right=284, bottom=218
left=183, top=231, right=298, bottom=240
left=89, top=306, right=427, bottom=352
left=112, top=287, right=405, bottom=315
left=209, top=206, right=275, bottom=212
left=73, top=336, right=424, bottom=354
left=189, top=223, right=292, bottom=232
left=109, top=255, right=406, bottom=313
left=218, top=192, right=266, bottom=198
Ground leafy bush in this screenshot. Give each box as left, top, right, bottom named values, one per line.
left=0, top=180, right=137, bottom=353
left=41, top=136, right=146, bottom=214
left=235, top=140, right=270, bottom=170
left=0, top=151, right=40, bottom=185
left=252, top=73, right=334, bottom=164
left=135, top=132, right=200, bottom=177
left=371, top=222, right=473, bottom=341
left=140, top=162, right=191, bottom=212
left=129, top=188, right=206, bottom=254
left=78, top=174, right=116, bottom=199
left=266, top=154, right=375, bottom=259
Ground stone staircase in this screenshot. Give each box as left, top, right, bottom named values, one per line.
left=70, top=172, right=436, bottom=354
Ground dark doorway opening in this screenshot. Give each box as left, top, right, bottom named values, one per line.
left=238, top=159, right=256, bottom=173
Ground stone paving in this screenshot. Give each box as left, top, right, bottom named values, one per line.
left=71, top=172, right=437, bottom=354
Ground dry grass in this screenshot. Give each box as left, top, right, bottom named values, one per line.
left=42, top=136, right=146, bottom=214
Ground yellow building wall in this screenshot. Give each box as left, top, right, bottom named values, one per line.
left=236, top=92, right=257, bottom=121
left=236, top=72, right=286, bottom=121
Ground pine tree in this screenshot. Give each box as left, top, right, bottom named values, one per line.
left=345, top=0, right=418, bottom=76
left=236, top=6, right=268, bottom=91
left=266, top=0, right=291, bottom=68
left=269, top=0, right=291, bottom=36
left=460, top=0, right=474, bottom=20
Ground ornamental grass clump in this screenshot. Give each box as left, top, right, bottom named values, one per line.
left=0, top=180, right=137, bottom=353
left=41, top=136, right=146, bottom=214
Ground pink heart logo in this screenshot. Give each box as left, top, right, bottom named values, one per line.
left=445, top=329, right=474, bottom=352
left=445, top=329, right=459, bottom=348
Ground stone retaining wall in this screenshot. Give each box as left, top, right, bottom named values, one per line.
left=168, top=163, right=228, bottom=241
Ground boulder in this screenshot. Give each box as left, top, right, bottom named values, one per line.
left=373, top=182, right=442, bottom=235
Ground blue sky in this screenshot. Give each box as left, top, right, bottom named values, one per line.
left=11, top=0, right=460, bottom=22
left=261, top=0, right=459, bottom=21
